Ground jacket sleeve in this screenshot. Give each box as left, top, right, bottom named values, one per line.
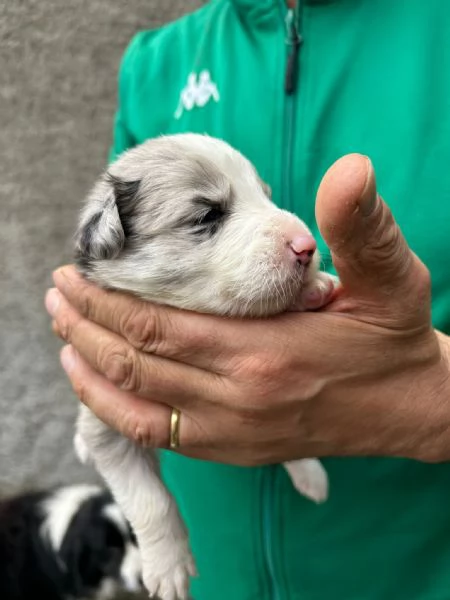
left=108, top=34, right=143, bottom=164
left=108, top=107, right=134, bottom=164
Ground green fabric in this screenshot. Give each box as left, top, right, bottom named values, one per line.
left=109, top=1, right=450, bottom=598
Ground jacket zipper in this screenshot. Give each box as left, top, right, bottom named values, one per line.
left=281, top=2, right=302, bottom=214
left=284, top=5, right=302, bottom=95
left=262, top=466, right=280, bottom=600
left=261, top=7, right=303, bottom=600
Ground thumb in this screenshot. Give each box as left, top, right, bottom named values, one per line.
left=315, top=154, right=428, bottom=312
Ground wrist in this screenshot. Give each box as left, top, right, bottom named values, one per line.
left=409, top=330, right=450, bottom=463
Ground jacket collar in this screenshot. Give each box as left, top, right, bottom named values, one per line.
left=226, top=0, right=335, bottom=27
left=228, top=0, right=280, bottom=8
left=228, top=0, right=333, bottom=10
left=227, top=0, right=283, bottom=25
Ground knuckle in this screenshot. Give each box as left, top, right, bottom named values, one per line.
left=236, top=353, right=269, bottom=380
left=100, top=344, right=140, bottom=392
left=121, top=305, right=215, bottom=359
left=230, top=353, right=286, bottom=415
left=240, top=352, right=285, bottom=394
left=128, top=418, right=159, bottom=448
left=121, top=307, right=164, bottom=354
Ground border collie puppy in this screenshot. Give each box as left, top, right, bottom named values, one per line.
left=0, top=483, right=142, bottom=600
left=73, top=133, right=338, bottom=600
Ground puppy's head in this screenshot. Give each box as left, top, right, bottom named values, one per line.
left=75, top=134, right=319, bottom=317
left=40, top=485, right=142, bottom=599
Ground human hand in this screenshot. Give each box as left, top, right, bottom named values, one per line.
left=45, top=154, right=450, bottom=465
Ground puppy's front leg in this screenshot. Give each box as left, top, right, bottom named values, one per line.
left=291, top=272, right=339, bottom=312
left=76, top=405, right=196, bottom=600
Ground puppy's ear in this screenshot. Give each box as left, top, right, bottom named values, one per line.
left=75, top=175, right=140, bottom=262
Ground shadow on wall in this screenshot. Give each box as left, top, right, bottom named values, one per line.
left=0, top=0, right=203, bottom=496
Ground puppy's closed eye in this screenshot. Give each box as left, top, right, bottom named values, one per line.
left=191, top=200, right=228, bottom=236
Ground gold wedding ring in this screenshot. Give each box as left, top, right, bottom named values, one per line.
left=169, top=407, right=181, bottom=449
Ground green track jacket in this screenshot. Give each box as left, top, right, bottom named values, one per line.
left=109, top=1, right=450, bottom=598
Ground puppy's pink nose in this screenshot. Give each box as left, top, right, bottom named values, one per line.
left=289, top=235, right=316, bottom=266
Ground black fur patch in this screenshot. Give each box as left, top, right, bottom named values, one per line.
left=0, top=486, right=139, bottom=600
left=77, top=211, right=102, bottom=259
left=74, top=254, right=94, bottom=275
left=75, top=175, right=141, bottom=268
left=189, top=199, right=229, bottom=237
left=59, top=491, right=126, bottom=597
left=107, top=174, right=141, bottom=238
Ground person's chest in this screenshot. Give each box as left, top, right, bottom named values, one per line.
left=128, top=0, right=450, bottom=330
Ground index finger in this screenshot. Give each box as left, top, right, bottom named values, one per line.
left=52, top=265, right=231, bottom=370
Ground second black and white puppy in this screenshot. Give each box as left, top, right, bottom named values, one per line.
left=73, top=134, right=338, bottom=600
left=0, top=483, right=142, bottom=600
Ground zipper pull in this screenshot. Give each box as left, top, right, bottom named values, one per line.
left=284, top=8, right=302, bottom=95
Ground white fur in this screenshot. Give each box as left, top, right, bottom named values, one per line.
left=120, top=543, right=143, bottom=592
left=96, top=578, right=120, bottom=600
left=93, top=502, right=141, bottom=594
left=101, top=502, right=142, bottom=592
left=76, top=409, right=195, bottom=600
left=40, top=483, right=102, bottom=552
left=74, top=134, right=336, bottom=600
left=102, top=502, right=128, bottom=535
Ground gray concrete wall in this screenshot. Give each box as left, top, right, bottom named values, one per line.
left=0, top=0, right=203, bottom=495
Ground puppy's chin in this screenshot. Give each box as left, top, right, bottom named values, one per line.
left=212, top=284, right=304, bottom=319
left=227, top=293, right=301, bottom=318
left=218, top=270, right=316, bottom=319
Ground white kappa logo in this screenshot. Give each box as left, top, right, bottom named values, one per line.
left=174, top=70, right=220, bottom=119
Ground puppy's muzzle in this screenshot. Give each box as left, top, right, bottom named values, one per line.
left=288, top=234, right=317, bottom=267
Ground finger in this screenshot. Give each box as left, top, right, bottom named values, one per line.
left=60, top=344, right=200, bottom=449
left=51, top=265, right=238, bottom=370
left=315, top=154, right=430, bottom=314
left=47, top=288, right=225, bottom=406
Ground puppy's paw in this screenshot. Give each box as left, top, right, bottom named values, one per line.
left=73, top=432, right=92, bottom=465
left=139, top=510, right=196, bottom=600
left=295, top=272, right=339, bottom=312
left=142, top=543, right=196, bottom=600
left=283, top=458, right=329, bottom=503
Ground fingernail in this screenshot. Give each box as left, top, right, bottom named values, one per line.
left=53, top=266, right=70, bottom=289
left=45, top=288, right=61, bottom=317
left=360, top=157, right=378, bottom=217
left=61, top=345, right=76, bottom=374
